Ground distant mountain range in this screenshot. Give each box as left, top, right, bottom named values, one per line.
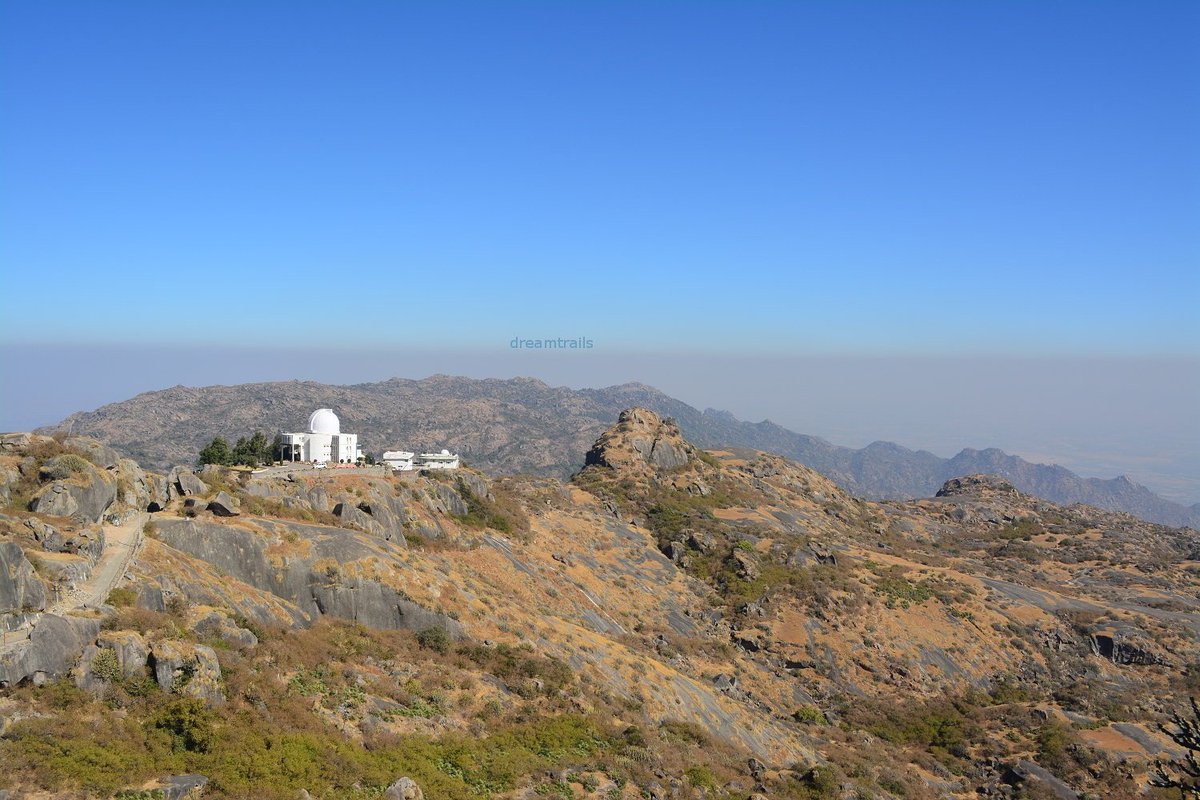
left=44, top=375, right=1200, bottom=529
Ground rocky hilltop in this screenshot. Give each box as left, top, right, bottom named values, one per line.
left=45, top=375, right=1200, bottom=528
left=2, top=411, right=1199, bottom=799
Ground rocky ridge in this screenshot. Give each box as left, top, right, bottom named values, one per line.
left=0, top=413, right=1197, bottom=798
left=41, top=375, right=1200, bottom=528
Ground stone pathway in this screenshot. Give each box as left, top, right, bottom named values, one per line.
left=0, top=511, right=146, bottom=654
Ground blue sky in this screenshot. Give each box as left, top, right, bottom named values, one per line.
left=1, top=2, right=1198, bottom=501
left=2, top=1, right=1196, bottom=354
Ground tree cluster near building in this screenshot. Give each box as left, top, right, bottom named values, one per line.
left=198, top=432, right=283, bottom=467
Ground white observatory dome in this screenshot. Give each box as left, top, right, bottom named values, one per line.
left=308, top=408, right=341, bottom=435
left=441, top=449, right=450, bottom=455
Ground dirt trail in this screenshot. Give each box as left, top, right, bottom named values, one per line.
left=0, top=512, right=145, bottom=654
left=52, top=512, right=146, bottom=613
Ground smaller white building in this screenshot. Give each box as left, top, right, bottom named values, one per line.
left=282, top=409, right=361, bottom=464
left=414, top=449, right=460, bottom=470
left=382, top=450, right=415, bottom=471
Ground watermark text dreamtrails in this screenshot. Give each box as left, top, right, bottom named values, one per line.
left=510, top=336, right=594, bottom=350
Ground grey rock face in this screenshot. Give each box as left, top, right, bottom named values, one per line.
left=98, top=630, right=150, bottom=678
left=311, top=578, right=460, bottom=635
left=160, top=774, right=210, bottom=800
left=0, top=433, right=34, bottom=453
left=1003, top=759, right=1079, bottom=800
left=30, top=481, right=78, bottom=518
left=333, top=502, right=385, bottom=536
left=25, top=517, right=64, bottom=551
left=0, top=464, right=20, bottom=505
left=193, top=610, right=258, bottom=648
left=0, top=614, right=100, bottom=686
left=1089, top=627, right=1165, bottom=666
left=25, top=518, right=104, bottom=562
left=152, top=518, right=458, bottom=636
left=0, top=541, right=47, bottom=613
left=150, top=640, right=225, bottom=705
left=62, top=436, right=121, bottom=468
left=662, top=541, right=687, bottom=565
left=118, top=457, right=153, bottom=509
left=429, top=483, right=470, bottom=517
left=458, top=472, right=491, bottom=501
left=29, top=463, right=117, bottom=523
left=307, top=484, right=330, bottom=511
left=731, top=549, right=760, bottom=581
left=145, top=472, right=170, bottom=511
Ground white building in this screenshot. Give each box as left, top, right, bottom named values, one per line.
left=414, top=449, right=460, bottom=470
left=382, top=450, right=415, bottom=471
left=282, top=409, right=361, bottom=464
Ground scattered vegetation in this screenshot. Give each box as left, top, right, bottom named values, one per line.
left=451, top=477, right=529, bottom=536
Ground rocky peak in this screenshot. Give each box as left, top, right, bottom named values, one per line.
left=584, top=408, right=693, bottom=472
left=935, top=473, right=1020, bottom=499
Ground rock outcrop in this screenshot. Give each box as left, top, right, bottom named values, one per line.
left=150, top=517, right=458, bottom=636
left=149, top=640, right=225, bottom=704
left=206, top=491, right=240, bottom=517
left=29, top=462, right=117, bottom=523
left=0, top=614, right=100, bottom=686
left=0, top=541, right=46, bottom=613
left=383, top=777, right=425, bottom=799
left=169, top=468, right=209, bottom=499
left=584, top=408, right=694, bottom=473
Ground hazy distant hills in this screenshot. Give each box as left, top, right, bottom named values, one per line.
left=45, top=375, right=1200, bottom=528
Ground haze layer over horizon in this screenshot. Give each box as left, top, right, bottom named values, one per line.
left=1, top=344, right=1196, bottom=507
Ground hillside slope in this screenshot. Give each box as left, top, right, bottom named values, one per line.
left=45, top=375, right=1200, bottom=527
left=3, top=414, right=1199, bottom=798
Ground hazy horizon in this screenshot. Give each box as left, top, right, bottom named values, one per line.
left=2, top=343, right=1196, bottom=507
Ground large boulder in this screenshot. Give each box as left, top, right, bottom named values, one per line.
left=30, top=461, right=117, bottom=524
left=0, top=433, right=35, bottom=453
left=192, top=609, right=258, bottom=648
left=384, top=777, right=425, bottom=800
left=428, top=483, right=470, bottom=518
left=0, top=614, right=100, bottom=686
left=149, top=640, right=225, bottom=705
left=206, top=491, right=240, bottom=517
left=99, top=629, right=151, bottom=678
left=62, top=437, right=121, bottom=468
left=171, top=468, right=209, bottom=498
left=0, top=463, right=20, bottom=506
left=117, top=458, right=154, bottom=509
left=333, top=501, right=385, bottom=536
left=25, top=518, right=104, bottom=562
left=0, top=541, right=46, bottom=613
left=307, top=484, right=331, bottom=512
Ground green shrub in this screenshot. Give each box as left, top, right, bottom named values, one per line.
left=792, top=705, right=826, bottom=724
left=92, top=649, right=122, bottom=683
left=42, top=453, right=91, bottom=480
left=685, top=764, right=718, bottom=790
left=151, top=698, right=216, bottom=753
left=417, top=626, right=450, bottom=654
left=107, top=587, right=138, bottom=608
